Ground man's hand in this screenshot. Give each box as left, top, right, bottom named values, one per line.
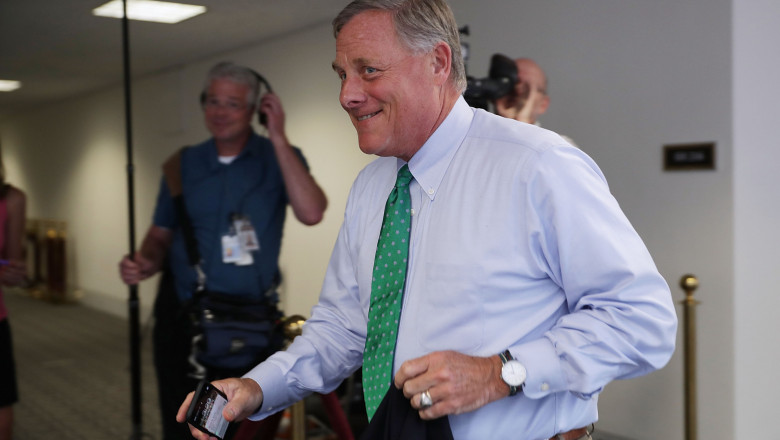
left=494, top=82, right=547, bottom=124
left=394, top=351, right=509, bottom=420
left=118, top=253, right=155, bottom=285
left=118, top=225, right=172, bottom=285
left=176, top=378, right=265, bottom=439
left=258, top=92, right=286, bottom=139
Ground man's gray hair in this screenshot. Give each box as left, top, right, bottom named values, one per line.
left=202, top=61, right=260, bottom=107
left=333, top=0, right=467, bottom=94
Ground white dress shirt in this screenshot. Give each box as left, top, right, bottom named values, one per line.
left=245, top=97, right=677, bottom=440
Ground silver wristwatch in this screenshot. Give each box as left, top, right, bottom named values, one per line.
left=499, top=349, right=526, bottom=396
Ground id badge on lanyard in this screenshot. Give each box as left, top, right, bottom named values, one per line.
left=221, top=214, right=259, bottom=266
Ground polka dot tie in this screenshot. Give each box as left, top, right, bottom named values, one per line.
left=363, top=164, right=414, bottom=421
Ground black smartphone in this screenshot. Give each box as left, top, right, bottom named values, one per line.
left=185, top=381, right=231, bottom=440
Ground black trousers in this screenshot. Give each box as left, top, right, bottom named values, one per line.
left=152, top=268, right=200, bottom=440
left=0, top=318, right=18, bottom=407
left=152, top=269, right=245, bottom=440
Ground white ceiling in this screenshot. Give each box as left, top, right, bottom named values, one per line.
left=0, top=0, right=348, bottom=120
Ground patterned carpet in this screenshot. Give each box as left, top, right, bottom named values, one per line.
left=4, top=289, right=363, bottom=440
left=6, top=289, right=162, bottom=439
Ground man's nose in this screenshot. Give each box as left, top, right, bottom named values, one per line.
left=340, top=76, right=366, bottom=110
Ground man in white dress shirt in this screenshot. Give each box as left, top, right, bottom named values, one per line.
left=177, top=1, right=676, bottom=439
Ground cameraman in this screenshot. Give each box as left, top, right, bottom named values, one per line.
left=494, top=58, right=576, bottom=146
left=118, top=61, right=327, bottom=440
left=493, top=58, right=548, bottom=124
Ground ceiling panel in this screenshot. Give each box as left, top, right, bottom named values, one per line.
left=0, top=0, right=346, bottom=119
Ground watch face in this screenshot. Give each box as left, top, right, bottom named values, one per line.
left=502, top=360, right=527, bottom=386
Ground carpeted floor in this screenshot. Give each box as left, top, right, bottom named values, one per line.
left=4, top=289, right=362, bottom=440
left=6, top=289, right=162, bottom=439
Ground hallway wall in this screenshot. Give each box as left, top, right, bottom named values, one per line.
left=0, top=0, right=757, bottom=438
left=733, top=0, right=780, bottom=436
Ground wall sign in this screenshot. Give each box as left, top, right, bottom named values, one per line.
left=663, top=142, right=716, bottom=171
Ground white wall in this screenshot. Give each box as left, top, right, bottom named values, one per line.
left=2, top=0, right=768, bottom=438
left=733, top=0, right=780, bottom=437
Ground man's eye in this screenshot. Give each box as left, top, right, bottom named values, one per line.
left=338, top=72, right=347, bottom=81
left=364, top=67, right=377, bottom=74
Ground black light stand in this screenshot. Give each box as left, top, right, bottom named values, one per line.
left=121, top=0, right=144, bottom=438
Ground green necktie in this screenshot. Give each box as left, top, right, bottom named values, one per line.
left=363, top=164, right=414, bottom=420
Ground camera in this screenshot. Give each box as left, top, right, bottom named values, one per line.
left=463, top=53, right=518, bottom=111
left=459, top=27, right=518, bottom=111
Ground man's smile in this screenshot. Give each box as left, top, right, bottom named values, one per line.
left=357, top=110, right=381, bottom=121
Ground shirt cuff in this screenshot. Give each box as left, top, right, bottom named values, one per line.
left=243, top=361, right=288, bottom=420
left=513, top=337, right=567, bottom=399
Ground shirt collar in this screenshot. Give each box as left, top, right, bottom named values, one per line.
left=403, top=96, right=474, bottom=200
left=207, top=131, right=262, bottom=169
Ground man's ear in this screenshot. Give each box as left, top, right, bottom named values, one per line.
left=430, top=41, right=452, bottom=86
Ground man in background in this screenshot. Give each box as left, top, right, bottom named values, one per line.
left=494, top=57, right=577, bottom=146
left=494, top=57, right=549, bottom=124
left=119, top=61, right=327, bottom=439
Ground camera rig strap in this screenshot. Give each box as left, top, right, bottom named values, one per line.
left=162, top=147, right=206, bottom=292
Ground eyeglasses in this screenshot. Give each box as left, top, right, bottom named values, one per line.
left=202, top=98, right=249, bottom=112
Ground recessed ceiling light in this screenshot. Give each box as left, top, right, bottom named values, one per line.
left=0, top=80, right=21, bottom=92
left=92, top=0, right=206, bottom=24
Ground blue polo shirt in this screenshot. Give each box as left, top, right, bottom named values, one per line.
left=153, top=132, right=306, bottom=301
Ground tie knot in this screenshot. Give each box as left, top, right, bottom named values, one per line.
left=395, top=165, right=414, bottom=188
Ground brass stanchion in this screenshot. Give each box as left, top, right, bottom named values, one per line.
left=25, top=219, right=80, bottom=303
left=282, top=315, right=308, bottom=440
left=680, top=274, right=699, bottom=440
left=274, top=315, right=354, bottom=440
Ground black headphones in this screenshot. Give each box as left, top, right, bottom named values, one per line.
left=199, top=68, right=273, bottom=126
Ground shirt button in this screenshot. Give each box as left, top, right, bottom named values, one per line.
left=541, top=383, right=550, bottom=391
left=428, top=188, right=435, bottom=195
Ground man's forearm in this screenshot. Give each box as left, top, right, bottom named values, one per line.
left=137, top=225, right=173, bottom=278
left=269, top=134, right=328, bottom=226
